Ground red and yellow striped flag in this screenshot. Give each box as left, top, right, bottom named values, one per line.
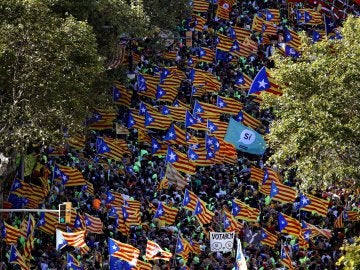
left=146, top=240, right=173, bottom=261
left=301, top=193, right=329, bottom=217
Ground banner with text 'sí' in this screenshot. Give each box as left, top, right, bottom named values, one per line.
left=224, top=118, right=266, bottom=155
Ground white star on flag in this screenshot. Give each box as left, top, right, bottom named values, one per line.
left=258, top=79, right=268, bottom=88
left=169, top=152, right=176, bottom=160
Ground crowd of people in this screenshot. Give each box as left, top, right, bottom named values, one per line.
left=1, top=0, right=360, bottom=269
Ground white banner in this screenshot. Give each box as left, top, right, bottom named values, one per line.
left=209, top=232, right=235, bottom=253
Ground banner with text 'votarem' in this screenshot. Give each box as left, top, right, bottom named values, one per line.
left=210, top=232, right=235, bottom=253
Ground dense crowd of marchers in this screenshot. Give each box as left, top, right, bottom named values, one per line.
left=1, top=0, right=360, bottom=270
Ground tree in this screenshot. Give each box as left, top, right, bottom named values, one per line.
left=337, top=236, right=360, bottom=269
left=142, top=0, right=191, bottom=31
left=262, top=17, right=360, bottom=188
left=48, top=0, right=191, bottom=56
left=0, top=0, right=106, bottom=157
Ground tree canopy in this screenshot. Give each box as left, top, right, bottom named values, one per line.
left=263, top=16, right=360, bottom=188
left=0, top=0, right=105, bottom=155
left=0, top=0, right=191, bottom=157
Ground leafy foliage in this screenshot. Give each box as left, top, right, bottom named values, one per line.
left=0, top=0, right=105, bottom=155
left=262, top=17, right=360, bottom=188
left=337, top=236, right=360, bottom=269
left=142, top=0, right=191, bottom=31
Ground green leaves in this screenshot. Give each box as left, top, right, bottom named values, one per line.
left=0, top=0, right=104, bottom=155
left=263, top=17, right=360, bottom=188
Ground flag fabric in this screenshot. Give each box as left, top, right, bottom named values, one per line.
left=334, top=211, right=348, bottom=228
left=151, top=137, right=167, bottom=156
left=182, top=189, right=199, bottom=211
left=260, top=228, right=278, bottom=248
left=155, top=85, right=178, bottom=103
left=194, top=14, right=207, bottom=31
left=122, top=205, right=142, bottom=226
left=324, top=15, right=336, bottom=35
left=10, top=179, right=48, bottom=208
left=231, top=199, right=260, bottom=223
left=165, top=163, right=189, bottom=190
left=157, top=177, right=169, bottom=191
left=216, top=33, right=234, bottom=51
left=189, top=68, right=206, bottom=86
left=193, top=199, right=214, bottom=225
left=87, top=109, right=116, bottom=130
left=166, top=146, right=196, bottom=175
left=2, top=222, right=21, bottom=244
left=73, top=214, right=85, bottom=230
left=109, top=238, right=140, bottom=266
left=9, top=244, right=29, bottom=270
left=198, top=47, right=215, bottom=63
left=250, top=166, right=264, bottom=184
left=282, top=45, right=300, bottom=58
left=127, top=109, right=145, bottom=130
left=252, top=15, right=277, bottom=35
left=230, top=26, right=251, bottom=42
left=235, top=238, right=248, bottom=270
left=225, top=118, right=266, bottom=155
left=215, top=48, right=231, bottom=63
left=164, top=123, right=186, bottom=145
left=56, top=229, right=87, bottom=250
left=259, top=168, right=282, bottom=194
left=188, top=238, right=201, bottom=255
left=106, top=190, right=125, bottom=206
left=67, top=134, right=86, bottom=151
left=193, top=100, right=222, bottom=116
left=113, top=83, right=133, bottom=107
left=23, top=214, right=36, bottom=261
left=347, top=211, right=360, bottom=221
left=136, top=260, right=153, bottom=270
left=82, top=180, right=94, bottom=196
left=95, top=137, right=129, bottom=161
left=312, top=29, right=325, bottom=43
left=229, top=40, right=254, bottom=58
left=216, top=95, right=244, bottom=115
left=216, top=3, right=230, bottom=20
left=185, top=110, right=207, bottom=130
left=161, top=105, right=187, bottom=123
left=298, top=193, right=329, bottom=217
left=223, top=208, right=243, bottom=232
left=84, top=214, right=103, bottom=234
left=278, top=213, right=301, bottom=237
left=234, top=72, right=252, bottom=89
left=109, top=256, right=136, bottom=270
left=54, top=165, right=86, bottom=186
left=107, top=41, right=127, bottom=69
left=264, top=8, right=280, bottom=24
left=137, top=74, right=158, bottom=96
left=280, top=245, right=295, bottom=270
left=188, top=147, right=217, bottom=167
left=37, top=212, right=57, bottom=235
left=144, top=111, right=172, bottom=130
left=283, top=28, right=301, bottom=49
left=300, top=9, right=323, bottom=25
left=67, top=253, right=83, bottom=270
left=153, top=202, right=179, bottom=225
left=175, top=236, right=190, bottom=260
left=269, top=180, right=297, bottom=203
left=161, top=51, right=178, bottom=61
left=248, top=67, right=282, bottom=96
left=145, top=240, right=173, bottom=261
left=115, top=212, right=130, bottom=236
left=234, top=111, right=262, bottom=130
left=303, top=221, right=332, bottom=239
